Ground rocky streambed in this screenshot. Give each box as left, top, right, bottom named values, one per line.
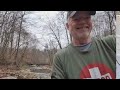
left=0, top=65, right=52, bottom=79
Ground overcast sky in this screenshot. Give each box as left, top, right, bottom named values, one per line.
left=25, top=11, right=59, bottom=50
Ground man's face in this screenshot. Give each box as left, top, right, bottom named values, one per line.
left=66, top=11, right=93, bottom=40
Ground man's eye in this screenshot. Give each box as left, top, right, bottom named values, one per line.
left=73, top=18, right=79, bottom=21
left=85, top=17, right=90, bottom=19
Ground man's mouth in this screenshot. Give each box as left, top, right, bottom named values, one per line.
left=76, top=26, right=89, bottom=30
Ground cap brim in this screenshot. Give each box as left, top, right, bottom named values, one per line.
left=89, top=11, right=96, bottom=15
left=68, top=11, right=96, bottom=18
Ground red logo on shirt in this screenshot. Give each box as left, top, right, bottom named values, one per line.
left=80, top=64, right=115, bottom=79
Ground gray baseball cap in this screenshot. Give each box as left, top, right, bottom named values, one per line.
left=67, top=11, right=96, bottom=20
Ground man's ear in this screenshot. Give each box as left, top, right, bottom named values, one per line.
left=66, top=23, right=69, bottom=30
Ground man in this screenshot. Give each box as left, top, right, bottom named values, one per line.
left=51, top=11, right=116, bottom=79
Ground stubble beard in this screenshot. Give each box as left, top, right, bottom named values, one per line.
left=74, top=28, right=91, bottom=40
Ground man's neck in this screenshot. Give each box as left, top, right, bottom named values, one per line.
left=72, top=37, right=92, bottom=46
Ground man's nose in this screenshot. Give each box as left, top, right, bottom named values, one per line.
left=78, top=19, right=86, bottom=24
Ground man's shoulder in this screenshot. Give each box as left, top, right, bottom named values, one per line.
left=93, top=35, right=115, bottom=42
left=93, top=35, right=116, bottom=51
left=102, top=35, right=115, bottom=41
left=55, top=44, right=72, bottom=57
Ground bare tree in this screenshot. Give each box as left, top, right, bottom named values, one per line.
left=92, top=11, right=116, bottom=38
left=0, top=11, right=39, bottom=68
left=56, top=11, right=71, bottom=44
left=104, top=11, right=116, bottom=35
left=41, top=16, right=63, bottom=49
